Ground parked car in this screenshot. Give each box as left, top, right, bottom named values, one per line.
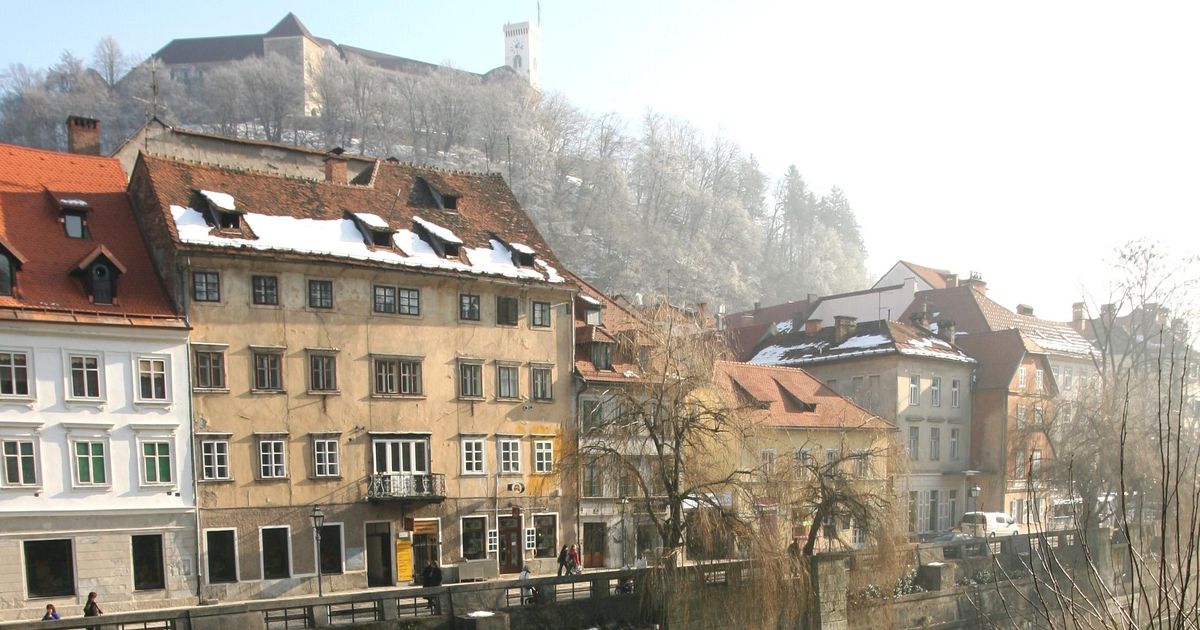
left=961, top=511, right=1019, bottom=537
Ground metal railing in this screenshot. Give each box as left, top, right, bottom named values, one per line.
left=366, top=472, right=446, bottom=500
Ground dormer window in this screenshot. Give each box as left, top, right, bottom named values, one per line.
left=0, top=239, right=28, bottom=298
left=590, top=342, right=613, bottom=371
left=585, top=308, right=602, bottom=326
left=414, top=177, right=461, bottom=212
left=412, top=216, right=463, bottom=258
left=196, top=190, right=245, bottom=233
left=49, top=194, right=92, bottom=239
left=442, top=194, right=458, bottom=210
left=507, top=241, right=536, bottom=267
left=71, top=245, right=126, bottom=306
left=64, top=212, right=87, bottom=238
left=348, top=212, right=395, bottom=248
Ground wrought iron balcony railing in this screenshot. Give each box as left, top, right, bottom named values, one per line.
left=367, top=472, right=447, bottom=501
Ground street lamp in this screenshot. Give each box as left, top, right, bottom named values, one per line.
left=620, top=497, right=630, bottom=566
left=310, top=505, right=326, bottom=597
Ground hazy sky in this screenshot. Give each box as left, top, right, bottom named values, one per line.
left=3, top=1, right=1196, bottom=319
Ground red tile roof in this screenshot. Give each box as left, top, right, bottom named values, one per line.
left=570, top=271, right=650, bottom=384
left=716, top=361, right=894, bottom=431
left=746, top=319, right=974, bottom=367
left=898, top=260, right=955, bottom=289
left=0, top=144, right=181, bottom=325
left=131, top=153, right=569, bottom=285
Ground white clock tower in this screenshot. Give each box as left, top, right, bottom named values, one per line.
left=503, top=20, right=541, bottom=89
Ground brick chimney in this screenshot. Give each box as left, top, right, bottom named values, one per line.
left=805, top=318, right=822, bottom=336
left=962, top=271, right=987, bottom=294
left=936, top=319, right=957, bottom=344
left=66, top=116, right=101, bottom=155
left=1100, top=303, right=1116, bottom=326
left=324, top=148, right=347, bottom=184
left=1071, top=302, right=1087, bottom=333
left=833, top=315, right=857, bottom=344
left=944, top=273, right=958, bottom=288
left=1016, top=304, right=1035, bottom=316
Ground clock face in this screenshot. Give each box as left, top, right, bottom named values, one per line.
left=512, top=41, right=524, bottom=51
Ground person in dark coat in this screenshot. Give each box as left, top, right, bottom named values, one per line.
left=83, top=592, right=102, bottom=630
left=556, top=545, right=570, bottom=576
left=420, top=562, right=442, bottom=611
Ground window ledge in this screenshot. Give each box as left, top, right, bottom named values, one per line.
left=194, top=388, right=230, bottom=395
left=532, top=398, right=554, bottom=404
left=139, top=484, right=178, bottom=491
left=495, top=397, right=523, bottom=403
left=251, top=389, right=287, bottom=396
left=371, top=394, right=426, bottom=400
left=134, top=400, right=173, bottom=409
left=198, top=478, right=233, bottom=484
left=458, top=396, right=485, bottom=402
left=498, top=472, right=524, bottom=477
left=70, top=485, right=112, bottom=491
left=257, top=477, right=290, bottom=483
left=65, top=398, right=106, bottom=409
left=311, top=476, right=343, bottom=481
left=0, top=396, right=35, bottom=407
left=0, top=485, right=42, bottom=492
left=307, top=390, right=341, bottom=397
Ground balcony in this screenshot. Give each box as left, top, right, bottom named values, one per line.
left=367, top=472, right=446, bottom=502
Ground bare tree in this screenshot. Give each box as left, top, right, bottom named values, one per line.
left=91, top=36, right=131, bottom=87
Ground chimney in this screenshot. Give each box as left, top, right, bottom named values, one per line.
left=66, top=116, right=101, bottom=155
left=1100, top=303, right=1116, bottom=326
left=833, top=315, right=857, bottom=344
left=324, top=148, right=347, bottom=184
left=753, top=301, right=761, bottom=313
left=944, top=273, right=958, bottom=288
left=909, top=309, right=932, bottom=330
left=805, top=318, right=822, bottom=336
left=1071, top=302, right=1088, bottom=333
left=936, top=319, right=957, bottom=344
left=1016, top=304, right=1035, bottom=316
left=806, top=293, right=818, bottom=304
left=962, top=271, right=987, bottom=294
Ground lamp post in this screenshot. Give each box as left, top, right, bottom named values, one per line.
left=310, top=505, right=326, bottom=597
left=968, top=485, right=980, bottom=534
left=620, top=497, right=630, bottom=566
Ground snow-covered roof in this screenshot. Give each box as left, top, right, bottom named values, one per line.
left=353, top=212, right=390, bottom=230
left=413, top=215, right=462, bottom=244
left=509, top=242, right=535, bottom=255
left=579, top=294, right=602, bottom=306
left=59, top=198, right=89, bottom=207
left=199, top=189, right=236, bottom=212
left=170, top=206, right=564, bottom=283
left=749, top=319, right=974, bottom=367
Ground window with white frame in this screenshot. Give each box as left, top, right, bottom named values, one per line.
left=374, top=357, right=422, bottom=395
left=1016, top=405, right=1026, bottom=428
left=73, top=439, right=107, bottom=485
left=1064, top=366, right=1073, bottom=390
left=201, top=439, right=229, bottom=480
left=534, top=440, right=553, bottom=473
left=531, top=301, right=552, bottom=328
left=760, top=449, right=777, bottom=476
left=908, top=426, right=919, bottom=458
left=931, top=376, right=941, bottom=407
left=532, top=365, right=552, bottom=401
left=261, top=526, right=291, bottom=579
left=1018, top=366, right=1027, bottom=389
left=68, top=353, right=102, bottom=399
left=141, top=440, right=173, bottom=484
left=853, top=449, right=869, bottom=477
left=258, top=438, right=286, bottom=479
left=313, top=437, right=340, bottom=477
left=951, top=378, right=961, bottom=408
left=0, top=350, right=30, bottom=397
left=459, top=361, right=483, bottom=398
left=373, top=438, right=429, bottom=475
left=308, top=351, right=337, bottom=392
left=908, top=374, right=920, bottom=406
left=137, top=356, right=169, bottom=402
left=1034, top=407, right=1044, bottom=425
left=252, top=349, right=283, bottom=391
left=194, top=347, right=226, bottom=390
left=1035, top=368, right=1044, bottom=392
left=496, top=364, right=519, bottom=399
left=929, top=427, right=941, bottom=461
left=950, top=428, right=960, bottom=460
left=499, top=439, right=521, bottom=473
left=1030, top=449, right=1042, bottom=476
left=2, top=438, right=37, bottom=486
left=462, top=439, right=485, bottom=474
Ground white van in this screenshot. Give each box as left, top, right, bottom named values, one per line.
left=961, top=511, right=1019, bottom=537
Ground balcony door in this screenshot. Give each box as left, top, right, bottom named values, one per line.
left=373, top=438, right=429, bottom=475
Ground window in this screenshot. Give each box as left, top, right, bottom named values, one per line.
left=142, top=441, right=172, bottom=484
left=88, top=262, right=115, bottom=305
left=3, top=439, right=36, bottom=486
left=532, top=365, right=552, bottom=401
left=206, top=530, right=237, bottom=583
left=930, top=427, right=941, bottom=461
left=948, top=490, right=958, bottom=527
left=584, top=307, right=602, bottom=326
left=1034, top=407, right=1044, bottom=426
left=319, top=524, right=343, bottom=574
left=531, top=301, right=551, bottom=328
left=261, top=527, right=291, bottom=579
left=0, top=351, right=29, bottom=397
left=853, top=524, right=866, bottom=545
left=909, top=491, right=919, bottom=533
left=64, top=212, right=87, bottom=239
left=928, top=490, right=941, bottom=531
left=534, top=440, right=554, bottom=473
left=462, top=439, right=484, bottom=474
left=908, top=426, right=919, bottom=458
left=309, top=353, right=337, bottom=392
left=24, top=540, right=74, bottom=597
left=69, top=354, right=102, bottom=399
left=460, top=294, right=481, bottom=321
left=251, top=275, right=278, bottom=305
left=73, top=440, right=107, bottom=485
left=951, top=379, right=961, bottom=408
left=373, top=285, right=396, bottom=313
left=462, top=517, right=487, bottom=560
left=583, top=459, right=605, bottom=497
left=497, top=364, right=519, bottom=399
left=0, top=255, right=12, bottom=296
left=398, top=288, right=420, bottom=315
left=1035, top=369, right=1044, bottom=392
left=909, top=374, right=920, bottom=406
left=259, top=439, right=286, bottom=479
left=534, top=515, right=557, bottom=558
left=761, top=449, right=777, bottom=476
left=499, top=439, right=521, bottom=473
left=1064, top=367, right=1073, bottom=390
left=931, top=376, right=941, bottom=407
left=1031, top=449, right=1042, bottom=476
left=253, top=350, right=283, bottom=391
left=950, top=428, right=960, bottom=460
left=373, top=438, right=429, bottom=475
left=1016, top=405, right=1026, bottom=428
left=201, top=440, right=229, bottom=480
left=794, top=448, right=814, bottom=476
left=1015, top=450, right=1026, bottom=478
left=824, top=448, right=840, bottom=467
left=138, top=357, right=168, bottom=401
left=374, top=357, right=421, bottom=395
left=459, top=361, right=483, bottom=398
left=1018, top=366, right=1027, bottom=389
left=313, top=438, right=339, bottom=477
left=194, top=348, right=226, bottom=390
left=591, top=343, right=612, bottom=370
left=496, top=296, right=518, bottom=326
left=308, top=279, right=333, bottom=309
left=867, top=374, right=880, bottom=412
left=192, top=271, right=220, bottom=302
left=132, top=534, right=165, bottom=591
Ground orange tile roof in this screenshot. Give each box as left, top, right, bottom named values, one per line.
left=569, top=270, right=650, bottom=384
left=716, top=361, right=894, bottom=431
left=0, top=144, right=182, bottom=325
left=899, top=260, right=955, bottom=289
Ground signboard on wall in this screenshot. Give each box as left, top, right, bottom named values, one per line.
left=396, top=531, right=413, bottom=582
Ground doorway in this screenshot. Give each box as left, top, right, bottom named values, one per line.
left=365, top=522, right=393, bottom=587
left=583, top=522, right=607, bottom=568
left=498, top=516, right=522, bottom=574
left=411, top=519, right=440, bottom=577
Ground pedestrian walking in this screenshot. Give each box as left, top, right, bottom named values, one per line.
left=41, top=604, right=60, bottom=620
left=518, top=565, right=536, bottom=605
left=83, top=591, right=102, bottom=630
left=569, top=544, right=581, bottom=574
left=420, top=561, right=442, bottom=612
left=556, top=545, right=570, bottom=576
left=635, top=550, right=648, bottom=570
left=787, top=537, right=801, bottom=576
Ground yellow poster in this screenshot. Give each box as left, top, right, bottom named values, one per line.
left=396, top=533, right=413, bottom=583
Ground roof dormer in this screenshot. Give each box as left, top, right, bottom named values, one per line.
left=412, top=216, right=462, bottom=258
left=194, top=189, right=247, bottom=232
left=492, top=234, right=537, bottom=267
left=412, top=177, right=460, bottom=212
left=346, top=211, right=395, bottom=248
left=0, top=237, right=29, bottom=297
left=48, top=191, right=92, bottom=239
left=70, top=245, right=126, bottom=306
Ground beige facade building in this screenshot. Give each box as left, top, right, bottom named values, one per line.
left=128, top=149, right=576, bottom=601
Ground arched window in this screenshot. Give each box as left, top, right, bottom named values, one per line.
left=0, top=255, right=12, bottom=296
left=90, top=263, right=113, bottom=305
left=513, top=54, right=523, bottom=70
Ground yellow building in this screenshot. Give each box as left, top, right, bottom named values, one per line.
left=128, top=151, right=576, bottom=601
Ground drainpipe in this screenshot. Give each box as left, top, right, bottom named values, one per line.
left=180, top=257, right=204, bottom=602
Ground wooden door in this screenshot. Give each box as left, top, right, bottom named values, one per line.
left=584, top=522, right=607, bottom=567
left=498, top=516, right=522, bottom=574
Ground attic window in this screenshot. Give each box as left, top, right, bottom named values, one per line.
left=585, top=307, right=602, bottom=327
left=590, top=342, right=613, bottom=371
left=64, top=212, right=88, bottom=239
left=197, top=190, right=244, bottom=232
left=442, top=195, right=458, bottom=210
left=412, top=216, right=463, bottom=259
left=71, top=245, right=126, bottom=306
left=0, top=240, right=28, bottom=298
left=509, top=242, right=536, bottom=267
left=349, top=212, right=395, bottom=248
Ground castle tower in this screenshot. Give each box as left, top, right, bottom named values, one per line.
left=503, top=21, right=541, bottom=89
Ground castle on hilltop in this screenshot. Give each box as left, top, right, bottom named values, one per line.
left=149, top=13, right=541, bottom=116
